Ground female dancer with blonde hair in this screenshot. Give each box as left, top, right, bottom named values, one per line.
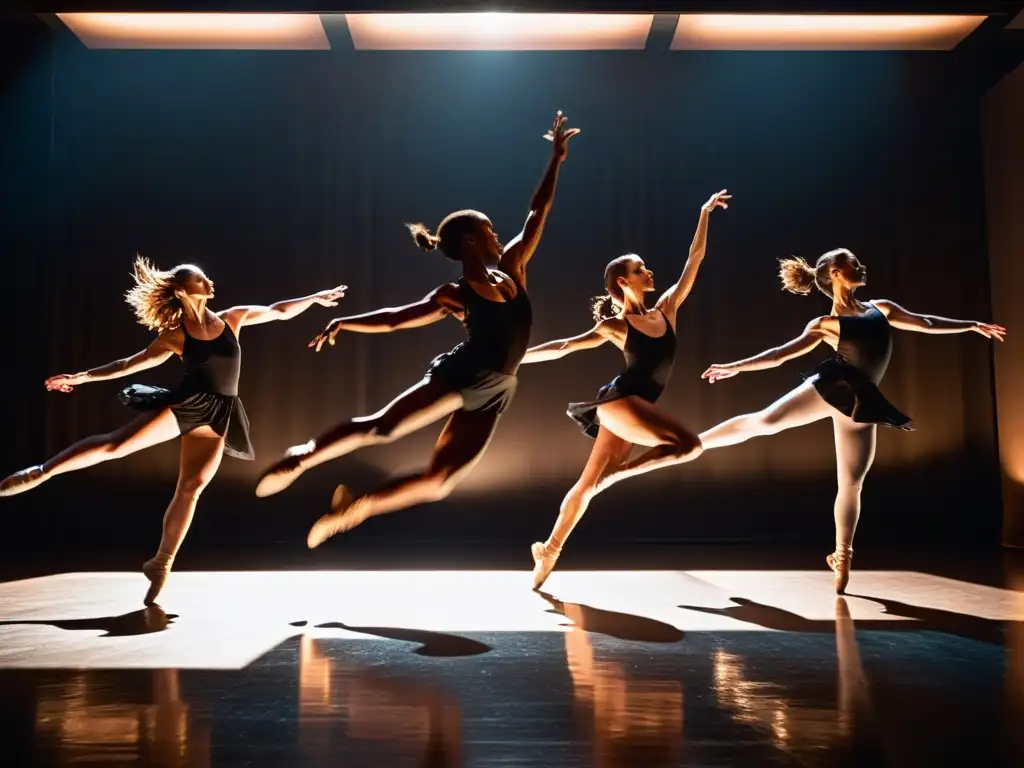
left=0, top=256, right=346, bottom=604
left=699, top=248, right=1005, bottom=593
left=522, top=189, right=731, bottom=589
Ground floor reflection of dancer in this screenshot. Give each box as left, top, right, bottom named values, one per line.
left=557, top=600, right=683, bottom=767
left=0, top=256, right=345, bottom=604
left=699, top=249, right=1006, bottom=593
left=254, top=112, right=580, bottom=548
left=522, top=190, right=730, bottom=589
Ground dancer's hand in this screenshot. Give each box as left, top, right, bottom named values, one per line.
left=310, top=318, right=343, bottom=352
left=701, top=363, right=740, bottom=383
left=702, top=189, right=731, bottom=213
left=973, top=322, right=1006, bottom=342
left=542, top=110, right=580, bottom=160
left=45, top=372, right=87, bottom=393
left=311, top=285, right=347, bottom=307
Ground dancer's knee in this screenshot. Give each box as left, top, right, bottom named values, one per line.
left=666, top=430, right=703, bottom=461
left=420, top=467, right=463, bottom=502
left=176, top=470, right=216, bottom=498
left=750, top=408, right=790, bottom=436
left=358, top=414, right=403, bottom=444
left=837, top=473, right=867, bottom=496
left=104, top=431, right=136, bottom=460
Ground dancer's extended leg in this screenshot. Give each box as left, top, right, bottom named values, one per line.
left=143, top=427, right=225, bottom=605
left=307, top=407, right=500, bottom=548
left=0, top=410, right=180, bottom=497
left=255, top=378, right=462, bottom=497
left=697, top=380, right=833, bottom=451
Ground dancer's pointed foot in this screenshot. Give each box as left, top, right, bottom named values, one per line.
left=142, top=553, right=175, bottom=606
left=255, top=443, right=312, bottom=498
left=531, top=541, right=561, bottom=591
left=307, top=485, right=365, bottom=549
left=0, top=465, right=46, bottom=497
left=826, top=547, right=853, bottom=595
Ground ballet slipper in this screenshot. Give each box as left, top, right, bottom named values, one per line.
left=254, top=444, right=313, bottom=498
left=826, top=547, right=853, bottom=595
left=0, top=465, right=47, bottom=497
left=142, top=552, right=175, bottom=606
left=306, top=485, right=366, bottom=549
left=531, top=541, right=561, bottom=591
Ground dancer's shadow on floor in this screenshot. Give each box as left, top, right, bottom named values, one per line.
left=846, top=593, right=1015, bottom=646
left=537, top=591, right=684, bottom=643
left=289, top=620, right=490, bottom=657
left=0, top=605, right=176, bottom=637
left=679, top=596, right=1016, bottom=646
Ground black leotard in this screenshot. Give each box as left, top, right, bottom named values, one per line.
left=809, top=302, right=913, bottom=430
left=119, top=321, right=255, bottom=458
left=426, top=274, right=533, bottom=414
left=567, top=310, right=677, bottom=439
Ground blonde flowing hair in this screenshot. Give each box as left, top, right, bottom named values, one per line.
left=124, top=255, right=199, bottom=332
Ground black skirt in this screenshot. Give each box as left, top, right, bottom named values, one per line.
left=566, top=374, right=665, bottom=440
left=807, top=358, right=913, bottom=431
left=119, top=384, right=255, bottom=460
left=425, top=350, right=518, bottom=416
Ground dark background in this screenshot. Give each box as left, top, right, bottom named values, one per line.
left=0, top=13, right=1015, bottom=560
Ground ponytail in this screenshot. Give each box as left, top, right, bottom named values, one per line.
left=591, top=294, right=619, bottom=322
left=778, top=256, right=817, bottom=296
left=406, top=222, right=440, bottom=252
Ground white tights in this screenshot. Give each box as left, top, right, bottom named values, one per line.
left=698, top=380, right=877, bottom=551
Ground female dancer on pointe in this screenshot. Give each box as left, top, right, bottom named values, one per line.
left=699, top=248, right=1006, bottom=593
left=521, top=189, right=731, bottom=589
left=254, top=111, right=580, bottom=548
left=0, top=256, right=346, bottom=604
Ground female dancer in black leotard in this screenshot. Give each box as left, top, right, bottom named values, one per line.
left=254, top=111, right=580, bottom=548
left=0, top=256, right=346, bottom=604
left=520, top=190, right=730, bottom=589
left=700, top=248, right=1006, bottom=593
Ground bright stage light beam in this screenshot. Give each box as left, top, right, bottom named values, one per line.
left=344, top=13, right=655, bottom=51
left=670, top=14, right=987, bottom=51
left=56, top=13, right=331, bottom=50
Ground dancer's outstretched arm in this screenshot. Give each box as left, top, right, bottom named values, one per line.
left=520, top=322, right=615, bottom=364
left=309, top=283, right=463, bottom=351
left=499, top=111, right=580, bottom=286
left=223, top=284, right=346, bottom=327
left=656, top=190, right=730, bottom=317
left=44, top=336, right=177, bottom=393
left=873, top=300, right=1006, bottom=341
left=702, top=317, right=832, bottom=383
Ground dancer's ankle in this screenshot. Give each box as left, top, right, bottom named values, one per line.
left=148, top=550, right=175, bottom=567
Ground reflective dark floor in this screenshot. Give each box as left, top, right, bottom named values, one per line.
left=0, top=550, right=1021, bottom=767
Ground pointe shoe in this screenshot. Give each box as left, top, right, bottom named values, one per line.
left=142, top=554, right=174, bottom=606
left=531, top=541, right=560, bottom=591
left=306, top=485, right=364, bottom=549
left=254, top=445, right=311, bottom=498
left=0, top=465, right=47, bottom=497
left=826, top=548, right=853, bottom=595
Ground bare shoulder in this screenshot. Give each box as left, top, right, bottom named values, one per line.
left=155, top=326, right=186, bottom=356
left=806, top=315, right=838, bottom=337
left=868, top=298, right=897, bottom=316
left=217, top=307, right=247, bottom=332
left=432, top=282, right=464, bottom=313
left=597, top=316, right=628, bottom=345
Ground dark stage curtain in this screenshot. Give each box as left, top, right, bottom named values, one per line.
left=0, top=34, right=1000, bottom=553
